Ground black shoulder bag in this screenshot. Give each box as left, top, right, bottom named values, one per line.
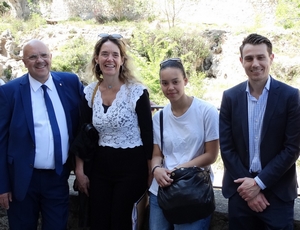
left=70, top=82, right=99, bottom=162
left=157, top=110, right=215, bottom=224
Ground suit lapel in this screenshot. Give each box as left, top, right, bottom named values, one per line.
left=52, top=72, right=72, bottom=138
left=20, top=74, right=35, bottom=142
left=237, top=82, right=249, bottom=153
left=261, top=78, right=279, bottom=141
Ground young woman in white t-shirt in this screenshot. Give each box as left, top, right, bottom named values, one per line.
left=149, top=58, right=219, bottom=230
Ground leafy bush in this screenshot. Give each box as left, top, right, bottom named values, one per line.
left=0, top=12, right=46, bottom=43
left=0, top=17, right=24, bottom=36
left=3, top=67, right=12, bottom=80
left=130, top=27, right=209, bottom=105
left=26, top=13, right=46, bottom=30
left=276, top=0, right=300, bottom=29
left=65, top=0, right=155, bottom=22
left=51, top=36, right=94, bottom=83
left=0, top=1, right=10, bottom=16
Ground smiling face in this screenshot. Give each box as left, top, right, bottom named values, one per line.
left=240, top=43, right=274, bottom=84
left=160, top=67, right=188, bottom=103
left=95, top=40, right=124, bottom=78
left=22, top=40, right=52, bottom=83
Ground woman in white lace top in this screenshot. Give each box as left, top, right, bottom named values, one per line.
left=74, top=33, right=153, bottom=230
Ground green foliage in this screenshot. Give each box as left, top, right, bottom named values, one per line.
left=0, top=1, right=10, bottom=16
left=64, top=0, right=155, bottom=23
left=104, top=0, right=155, bottom=22
left=276, top=0, right=300, bottom=29
left=3, top=67, right=12, bottom=80
left=0, top=13, right=46, bottom=42
left=51, top=36, right=94, bottom=82
left=26, top=0, right=42, bottom=18
left=185, top=71, right=206, bottom=100
left=130, top=27, right=209, bottom=105
left=130, top=31, right=176, bottom=105
left=26, top=13, right=46, bottom=30
left=9, top=19, right=25, bottom=35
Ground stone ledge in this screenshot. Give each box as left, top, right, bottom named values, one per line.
left=1, top=185, right=300, bottom=230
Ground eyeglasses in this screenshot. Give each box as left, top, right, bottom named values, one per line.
left=26, top=53, right=50, bottom=62
left=98, top=33, right=123, bottom=39
left=160, top=58, right=182, bottom=67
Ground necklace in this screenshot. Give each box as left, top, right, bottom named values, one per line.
left=108, top=85, right=112, bottom=89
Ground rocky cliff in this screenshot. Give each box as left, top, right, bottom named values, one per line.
left=1, top=0, right=300, bottom=106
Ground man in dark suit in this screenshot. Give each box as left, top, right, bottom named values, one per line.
left=0, top=39, right=83, bottom=229
left=219, top=33, right=300, bottom=230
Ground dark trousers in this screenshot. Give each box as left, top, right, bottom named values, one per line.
left=228, top=190, right=294, bottom=230
left=7, top=165, right=70, bottom=230
left=90, top=146, right=148, bottom=230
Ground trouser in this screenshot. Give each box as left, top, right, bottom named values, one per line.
left=89, top=146, right=148, bottom=230
left=149, top=192, right=211, bottom=230
left=8, top=166, right=70, bottom=230
left=228, top=190, right=294, bottom=230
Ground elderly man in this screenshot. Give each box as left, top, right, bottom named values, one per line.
left=0, top=39, right=84, bottom=230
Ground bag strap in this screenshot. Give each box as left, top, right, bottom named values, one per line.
left=91, top=81, right=101, bottom=107
left=160, top=110, right=163, bottom=152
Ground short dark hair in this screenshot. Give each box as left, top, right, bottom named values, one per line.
left=239, top=33, right=272, bottom=57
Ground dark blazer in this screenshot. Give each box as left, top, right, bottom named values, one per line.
left=0, top=72, right=84, bottom=201
left=219, top=77, right=300, bottom=202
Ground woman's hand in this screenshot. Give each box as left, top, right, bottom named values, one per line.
left=74, top=156, right=89, bottom=196
left=153, top=167, right=173, bottom=188
left=75, top=171, right=90, bottom=196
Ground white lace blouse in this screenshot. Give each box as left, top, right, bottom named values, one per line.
left=84, top=81, right=146, bottom=149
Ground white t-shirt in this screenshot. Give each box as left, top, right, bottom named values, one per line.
left=149, top=97, right=219, bottom=196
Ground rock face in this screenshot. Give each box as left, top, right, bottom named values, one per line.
left=0, top=0, right=281, bottom=84
left=6, top=0, right=26, bottom=18
left=7, top=0, right=277, bottom=26
left=7, top=0, right=69, bottom=19
left=1, top=0, right=300, bottom=107
left=1, top=25, right=300, bottom=107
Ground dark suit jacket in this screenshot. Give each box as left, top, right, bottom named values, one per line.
left=219, top=77, right=300, bottom=202
left=0, top=72, right=84, bottom=201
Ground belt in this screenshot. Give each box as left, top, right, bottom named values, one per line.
left=250, top=171, right=259, bottom=177
left=34, top=168, right=55, bottom=172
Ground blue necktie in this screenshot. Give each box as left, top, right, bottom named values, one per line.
left=41, top=85, right=63, bottom=175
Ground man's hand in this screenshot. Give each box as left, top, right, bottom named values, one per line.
left=235, top=177, right=260, bottom=201
left=0, top=192, right=12, bottom=210
left=247, top=192, right=270, bottom=212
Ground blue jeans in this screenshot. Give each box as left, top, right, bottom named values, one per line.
left=149, top=192, right=211, bottom=230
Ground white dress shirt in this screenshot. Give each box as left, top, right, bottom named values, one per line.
left=29, top=74, right=69, bottom=169
left=246, top=76, right=270, bottom=189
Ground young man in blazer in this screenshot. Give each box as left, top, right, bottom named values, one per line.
left=0, top=39, right=84, bottom=229
left=219, top=33, right=300, bottom=230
